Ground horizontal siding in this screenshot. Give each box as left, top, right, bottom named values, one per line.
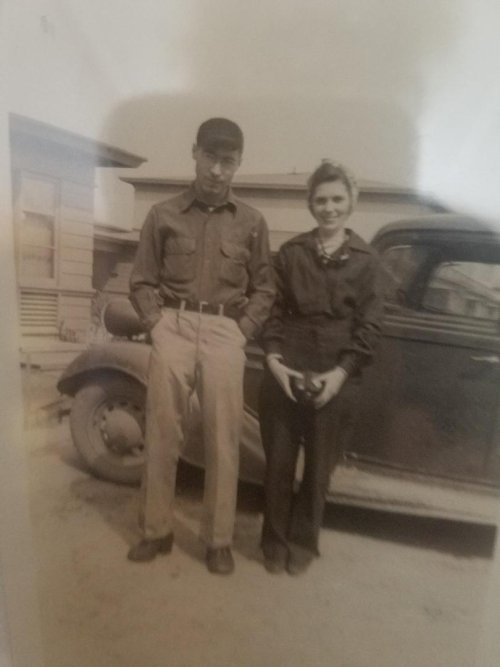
left=60, top=318, right=91, bottom=339
left=355, top=199, right=432, bottom=216
left=133, top=199, right=154, bottom=230
left=19, top=301, right=58, bottom=313
left=61, top=233, right=93, bottom=251
left=132, top=186, right=182, bottom=229
left=60, top=260, right=93, bottom=277
left=60, top=205, right=93, bottom=225
left=59, top=246, right=93, bottom=263
left=20, top=291, right=58, bottom=306
left=60, top=316, right=90, bottom=330
left=21, top=325, right=59, bottom=337
left=59, top=274, right=92, bottom=291
left=59, top=295, right=92, bottom=339
left=62, top=316, right=90, bottom=326
left=19, top=290, right=59, bottom=336
left=61, top=219, right=93, bottom=238
left=60, top=305, right=91, bottom=321
left=61, top=181, right=94, bottom=211
left=59, top=295, right=92, bottom=308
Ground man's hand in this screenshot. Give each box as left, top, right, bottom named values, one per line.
left=266, top=354, right=303, bottom=402
left=312, top=367, right=348, bottom=409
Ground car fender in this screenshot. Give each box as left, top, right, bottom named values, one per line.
left=57, top=340, right=151, bottom=396
left=58, top=338, right=267, bottom=485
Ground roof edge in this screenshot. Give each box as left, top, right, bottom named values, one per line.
left=120, top=175, right=439, bottom=202
left=9, top=113, right=147, bottom=169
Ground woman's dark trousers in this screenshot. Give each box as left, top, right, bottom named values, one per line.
left=259, top=371, right=358, bottom=563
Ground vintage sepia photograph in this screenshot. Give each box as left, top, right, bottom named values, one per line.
left=1, top=1, right=500, bottom=666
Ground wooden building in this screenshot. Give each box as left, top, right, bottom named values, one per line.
left=123, top=172, right=446, bottom=249
left=10, top=118, right=446, bottom=340
left=97, top=172, right=446, bottom=299
left=9, top=114, right=145, bottom=342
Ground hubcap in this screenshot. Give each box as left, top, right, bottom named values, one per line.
left=95, top=398, right=145, bottom=460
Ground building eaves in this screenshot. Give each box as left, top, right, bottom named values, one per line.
left=120, top=173, right=437, bottom=202
left=9, top=114, right=147, bottom=168
left=94, top=224, right=140, bottom=245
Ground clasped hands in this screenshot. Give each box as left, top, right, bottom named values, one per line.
left=266, top=354, right=347, bottom=409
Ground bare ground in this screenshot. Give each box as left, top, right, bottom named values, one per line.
left=26, top=420, right=495, bottom=667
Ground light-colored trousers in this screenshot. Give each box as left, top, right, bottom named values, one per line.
left=139, top=308, right=246, bottom=548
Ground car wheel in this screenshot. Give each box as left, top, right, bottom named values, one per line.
left=69, top=374, right=145, bottom=485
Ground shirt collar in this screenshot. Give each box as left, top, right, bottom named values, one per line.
left=289, top=228, right=370, bottom=254
left=179, top=183, right=238, bottom=213
left=286, top=229, right=371, bottom=268
left=345, top=229, right=371, bottom=254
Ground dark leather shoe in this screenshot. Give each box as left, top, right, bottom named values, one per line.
left=286, top=550, right=313, bottom=576
left=206, top=546, right=235, bottom=575
left=262, top=544, right=287, bottom=574
left=264, top=557, right=286, bottom=574
left=127, top=534, right=173, bottom=562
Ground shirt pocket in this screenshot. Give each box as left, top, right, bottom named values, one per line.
left=220, top=241, right=250, bottom=288
left=162, top=236, right=196, bottom=284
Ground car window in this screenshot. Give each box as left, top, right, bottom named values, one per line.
left=423, top=261, right=500, bottom=322
left=380, top=244, right=430, bottom=308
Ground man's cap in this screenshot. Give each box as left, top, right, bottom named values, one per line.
left=196, top=118, right=244, bottom=152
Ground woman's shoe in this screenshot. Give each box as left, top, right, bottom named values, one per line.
left=286, top=550, right=313, bottom=576
left=264, top=557, right=287, bottom=574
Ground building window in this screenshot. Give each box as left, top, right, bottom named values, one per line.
left=20, top=212, right=56, bottom=279
left=17, top=173, right=58, bottom=287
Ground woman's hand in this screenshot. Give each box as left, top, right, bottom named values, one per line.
left=266, top=354, right=303, bottom=402
left=312, top=367, right=348, bottom=409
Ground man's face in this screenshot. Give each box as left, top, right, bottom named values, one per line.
left=192, top=144, right=241, bottom=203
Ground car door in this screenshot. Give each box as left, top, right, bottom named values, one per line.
left=346, top=229, right=500, bottom=486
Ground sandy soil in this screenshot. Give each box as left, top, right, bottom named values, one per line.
left=25, top=420, right=495, bottom=667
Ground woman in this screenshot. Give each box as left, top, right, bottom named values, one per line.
left=259, top=160, right=383, bottom=575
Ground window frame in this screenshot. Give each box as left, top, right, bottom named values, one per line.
left=422, top=259, right=500, bottom=323
left=15, top=171, right=60, bottom=289
left=377, top=230, right=500, bottom=338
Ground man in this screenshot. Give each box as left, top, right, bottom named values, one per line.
left=128, top=118, right=275, bottom=574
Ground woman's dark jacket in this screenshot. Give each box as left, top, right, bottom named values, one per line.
left=260, top=228, right=384, bottom=376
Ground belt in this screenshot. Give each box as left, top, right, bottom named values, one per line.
left=162, top=297, right=241, bottom=320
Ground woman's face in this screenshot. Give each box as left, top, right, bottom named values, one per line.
left=310, top=179, right=351, bottom=233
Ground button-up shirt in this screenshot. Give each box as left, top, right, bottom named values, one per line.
left=261, top=228, right=383, bottom=375
left=129, top=185, right=276, bottom=339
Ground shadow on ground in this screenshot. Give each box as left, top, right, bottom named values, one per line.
left=323, top=503, right=497, bottom=559
left=67, top=461, right=265, bottom=565
left=67, top=450, right=496, bottom=565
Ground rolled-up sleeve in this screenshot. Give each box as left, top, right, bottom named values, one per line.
left=129, top=206, right=163, bottom=331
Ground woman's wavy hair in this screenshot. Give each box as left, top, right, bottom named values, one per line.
left=307, top=160, right=359, bottom=214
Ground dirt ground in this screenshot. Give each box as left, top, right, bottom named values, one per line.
left=25, top=418, right=495, bottom=667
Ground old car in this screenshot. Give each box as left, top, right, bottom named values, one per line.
left=57, top=214, right=500, bottom=524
